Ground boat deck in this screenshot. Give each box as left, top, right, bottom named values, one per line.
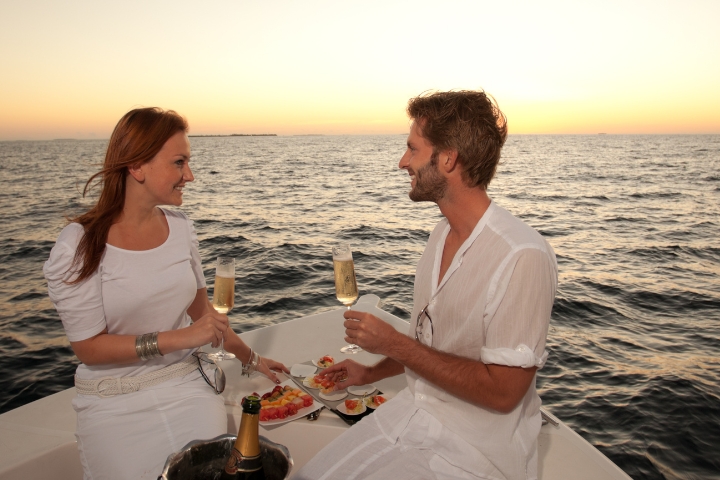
left=0, top=295, right=630, bottom=479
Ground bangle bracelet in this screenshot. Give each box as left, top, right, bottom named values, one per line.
left=135, top=332, right=163, bottom=361
left=149, top=331, right=161, bottom=358
left=249, top=351, right=260, bottom=374
left=135, top=335, right=143, bottom=359
left=241, top=348, right=252, bottom=376
left=241, top=349, right=260, bottom=377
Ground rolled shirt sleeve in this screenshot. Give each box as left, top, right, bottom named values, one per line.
left=481, top=344, right=549, bottom=369
left=481, top=245, right=557, bottom=369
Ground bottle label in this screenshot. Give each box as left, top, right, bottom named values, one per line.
left=224, top=448, right=262, bottom=474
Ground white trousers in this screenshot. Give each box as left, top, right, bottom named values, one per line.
left=72, top=370, right=226, bottom=480
left=292, top=409, right=491, bottom=480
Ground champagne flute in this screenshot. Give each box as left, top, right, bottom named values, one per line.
left=208, top=257, right=236, bottom=361
left=332, top=243, right=361, bottom=354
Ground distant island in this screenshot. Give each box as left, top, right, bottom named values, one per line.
left=189, top=134, right=277, bottom=137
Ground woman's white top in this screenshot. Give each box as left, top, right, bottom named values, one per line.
left=43, top=208, right=206, bottom=381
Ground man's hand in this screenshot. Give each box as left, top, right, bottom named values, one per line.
left=318, top=359, right=370, bottom=391
left=342, top=310, right=399, bottom=355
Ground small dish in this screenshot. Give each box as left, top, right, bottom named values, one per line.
left=320, top=389, right=347, bottom=401
left=290, top=363, right=317, bottom=377
left=347, top=384, right=376, bottom=396
left=312, top=355, right=335, bottom=369
left=337, top=402, right=367, bottom=416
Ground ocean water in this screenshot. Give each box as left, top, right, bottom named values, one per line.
left=1, top=134, right=719, bottom=479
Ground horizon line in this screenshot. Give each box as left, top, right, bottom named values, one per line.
left=3, top=132, right=720, bottom=142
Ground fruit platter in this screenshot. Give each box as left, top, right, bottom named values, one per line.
left=250, top=380, right=322, bottom=425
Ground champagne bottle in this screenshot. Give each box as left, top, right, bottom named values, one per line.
left=221, top=395, right=265, bottom=479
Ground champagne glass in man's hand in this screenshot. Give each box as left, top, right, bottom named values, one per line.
left=332, top=244, right=361, bottom=354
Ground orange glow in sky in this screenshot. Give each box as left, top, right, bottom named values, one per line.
left=1, top=0, right=719, bottom=140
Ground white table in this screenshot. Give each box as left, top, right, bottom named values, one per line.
left=219, top=294, right=410, bottom=474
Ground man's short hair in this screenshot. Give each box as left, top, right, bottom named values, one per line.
left=407, top=90, right=508, bottom=189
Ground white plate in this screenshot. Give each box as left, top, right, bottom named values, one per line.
left=337, top=401, right=367, bottom=416
left=290, top=363, right=317, bottom=377
left=255, top=380, right=322, bottom=426
left=364, top=395, right=388, bottom=409
left=312, top=356, right=335, bottom=368
left=320, top=389, right=347, bottom=401
left=347, top=384, right=376, bottom=396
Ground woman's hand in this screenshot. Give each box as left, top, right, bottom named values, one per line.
left=184, top=311, right=229, bottom=349
left=221, top=328, right=288, bottom=383
left=257, top=356, right=290, bottom=384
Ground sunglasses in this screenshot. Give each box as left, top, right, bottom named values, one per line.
left=414, top=303, right=433, bottom=347
left=193, top=352, right=226, bottom=394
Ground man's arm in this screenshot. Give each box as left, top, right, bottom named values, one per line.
left=343, top=311, right=536, bottom=414
left=346, top=246, right=554, bottom=413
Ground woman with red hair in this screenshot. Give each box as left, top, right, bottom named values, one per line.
left=44, top=107, right=288, bottom=479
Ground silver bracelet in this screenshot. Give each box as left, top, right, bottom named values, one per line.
left=241, top=348, right=253, bottom=376
left=136, top=333, right=149, bottom=360
left=241, top=349, right=260, bottom=377
left=135, top=332, right=162, bottom=361
left=134, top=334, right=145, bottom=359
left=250, top=351, right=260, bottom=374
left=148, top=331, right=161, bottom=358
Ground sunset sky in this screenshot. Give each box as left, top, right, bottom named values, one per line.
left=1, top=0, right=719, bottom=140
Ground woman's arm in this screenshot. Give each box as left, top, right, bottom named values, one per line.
left=189, top=288, right=290, bottom=383
left=70, top=288, right=228, bottom=366
left=223, top=327, right=289, bottom=384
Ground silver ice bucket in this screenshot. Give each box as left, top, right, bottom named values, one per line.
left=158, top=434, right=293, bottom=480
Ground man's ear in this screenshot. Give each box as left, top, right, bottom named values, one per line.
left=439, top=149, right=459, bottom=173
left=127, top=163, right=145, bottom=183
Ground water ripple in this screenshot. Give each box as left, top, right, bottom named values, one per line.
left=2, top=134, right=720, bottom=479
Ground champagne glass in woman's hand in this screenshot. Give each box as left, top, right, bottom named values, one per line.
left=208, top=257, right=236, bottom=361
left=332, top=244, right=361, bottom=354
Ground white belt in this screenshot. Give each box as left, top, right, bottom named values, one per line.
left=74, top=356, right=198, bottom=398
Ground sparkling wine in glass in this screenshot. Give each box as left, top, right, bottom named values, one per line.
left=332, top=244, right=361, bottom=354
left=208, top=257, right=236, bottom=361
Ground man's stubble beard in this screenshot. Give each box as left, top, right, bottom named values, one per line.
left=409, top=151, right=448, bottom=203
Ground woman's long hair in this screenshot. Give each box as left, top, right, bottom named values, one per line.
left=68, top=107, right=188, bottom=284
